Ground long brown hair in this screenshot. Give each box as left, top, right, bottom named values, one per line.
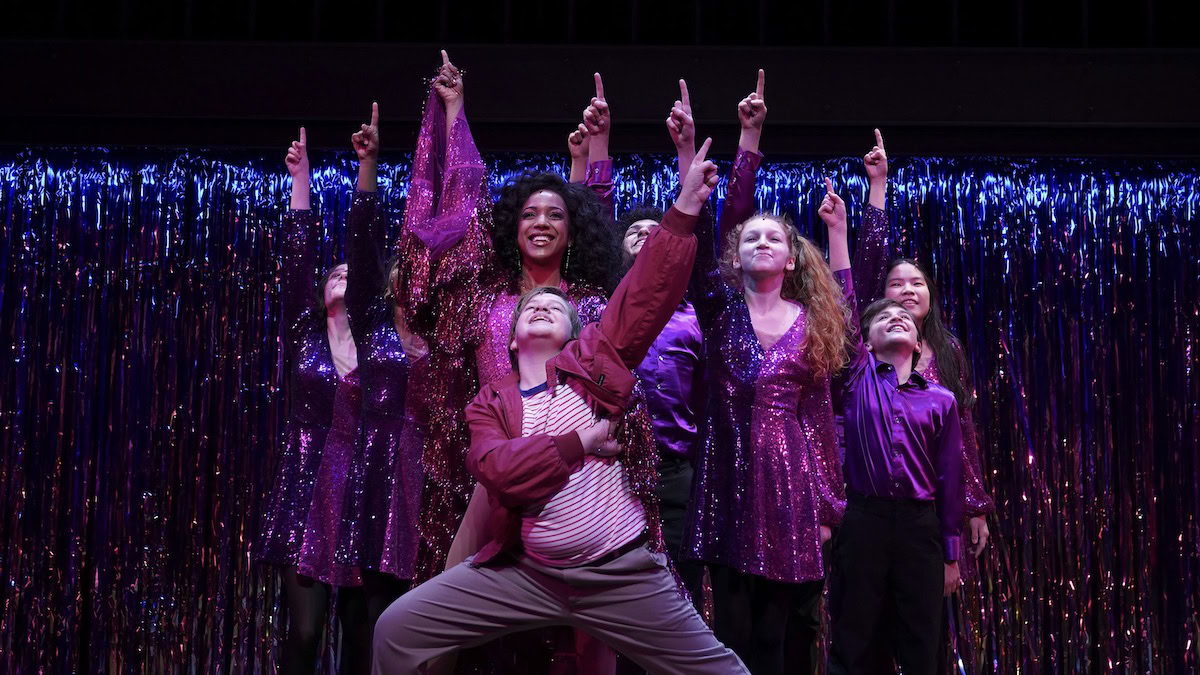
left=719, top=213, right=850, bottom=377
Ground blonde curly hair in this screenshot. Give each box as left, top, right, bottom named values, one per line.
left=718, top=212, right=850, bottom=377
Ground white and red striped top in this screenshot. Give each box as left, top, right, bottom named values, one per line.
left=518, top=379, right=647, bottom=567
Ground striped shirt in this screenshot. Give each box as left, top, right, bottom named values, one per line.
left=518, top=379, right=647, bottom=567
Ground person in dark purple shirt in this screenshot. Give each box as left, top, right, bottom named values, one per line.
left=821, top=179, right=965, bottom=675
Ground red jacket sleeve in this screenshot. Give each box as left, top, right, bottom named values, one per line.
left=464, top=389, right=586, bottom=510
left=598, top=205, right=699, bottom=369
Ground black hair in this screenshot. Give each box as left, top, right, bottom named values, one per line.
left=491, top=172, right=620, bottom=293
left=885, top=257, right=975, bottom=409
left=311, top=263, right=345, bottom=328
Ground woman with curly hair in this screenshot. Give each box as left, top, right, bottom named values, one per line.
left=846, top=129, right=995, bottom=675
left=397, top=52, right=641, bottom=674
left=682, top=70, right=848, bottom=675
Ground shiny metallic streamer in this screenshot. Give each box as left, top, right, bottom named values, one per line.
left=1, top=150, right=1197, bottom=673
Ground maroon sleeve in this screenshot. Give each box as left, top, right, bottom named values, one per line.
left=597, top=205, right=698, bottom=369
left=465, top=392, right=585, bottom=510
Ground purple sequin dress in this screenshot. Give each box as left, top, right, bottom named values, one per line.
left=332, top=191, right=431, bottom=580
left=258, top=208, right=364, bottom=587
left=683, top=149, right=846, bottom=584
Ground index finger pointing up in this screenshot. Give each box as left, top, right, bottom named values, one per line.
left=874, top=127, right=885, bottom=150
left=594, top=72, right=605, bottom=101
left=371, top=102, right=379, bottom=128
left=825, top=177, right=835, bottom=194
left=299, top=126, right=307, bottom=145
left=679, top=79, right=690, bottom=106
left=756, top=69, right=765, bottom=99
left=441, top=49, right=451, bottom=67
left=694, top=136, right=713, bottom=163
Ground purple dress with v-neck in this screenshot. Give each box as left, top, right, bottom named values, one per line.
left=682, top=149, right=845, bottom=584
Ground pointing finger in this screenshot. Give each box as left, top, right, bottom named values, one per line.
left=594, top=72, right=605, bottom=101
left=679, top=79, right=690, bottom=107
left=874, top=127, right=885, bottom=151
left=371, top=102, right=379, bottom=128
left=299, top=126, right=307, bottom=145
left=755, top=68, right=765, bottom=99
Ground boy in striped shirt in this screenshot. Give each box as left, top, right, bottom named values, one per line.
left=373, top=140, right=748, bottom=675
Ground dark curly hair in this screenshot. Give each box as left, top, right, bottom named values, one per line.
left=616, top=205, right=666, bottom=271
left=886, top=257, right=975, bottom=409
left=491, top=172, right=620, bottom=292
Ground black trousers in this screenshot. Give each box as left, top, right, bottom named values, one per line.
left=829, top=493, right=945, bottom=675
left=655, top=455, right=704, bottom=608
left=709, top=564, right=824, bottom=675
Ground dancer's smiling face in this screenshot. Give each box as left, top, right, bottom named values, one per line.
left=622, top=219, right=658, bottom=257
left=517, top=190, right=570, bottom=267
left=884, top=263, right=931, bottom=324
left=865, top=302, right=920, bottom=353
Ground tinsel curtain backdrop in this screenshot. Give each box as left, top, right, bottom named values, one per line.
left=0, top=149, right=1197, bottom=673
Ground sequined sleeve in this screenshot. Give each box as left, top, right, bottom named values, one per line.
left=689, top=146, right=762, bottom=327
left=953, top=341, right=995, bottom=518
left=280, top=208, right=321, bottom=355
left=806, top=384, right=847, bottom=528
left=346, top=191, right=387, bottom=340
left=397, top=83, right=494, bottom=344
left=850, top=205, right=895, bottom=312
left=585, top=159, right=615, bottom=219
left=717, top=147, right=762, bottom=236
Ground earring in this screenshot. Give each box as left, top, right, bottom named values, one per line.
left=564, top=245, right=572, bottom=276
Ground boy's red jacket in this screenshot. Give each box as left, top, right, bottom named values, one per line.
left=464, top=205, right=699, bottom=566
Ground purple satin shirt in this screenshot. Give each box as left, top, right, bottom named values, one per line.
left=634, top=301, right=705, bottom=462
left=834, top=268, right=965, bottom=561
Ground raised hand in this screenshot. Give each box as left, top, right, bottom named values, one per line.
left=675, top=137, right=719, bottom=216
left=286, top=127, right=311, bottom=210
left=434, top=49, right=464, bottom=108
left=582, top=73, right=610, bottom=138
left=666, top=79, right=695, bottom=151
left=818, top=177, right=847, bottom=233
left=737, top=69, right=767, bottom=131
left=864, top=128, right=888, bottom=182
left=351, top=102, right=380, bottom=164
left=821, top=177, right=850, bottom=271
left=568, top=124, right=590, bottom=162
left=285, top=126, right=309, bottom=179
left=567, top=123, right=590, bottom=183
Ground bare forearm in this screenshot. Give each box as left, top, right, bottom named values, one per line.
left=356, top=160, right=377, bottom=193
left=869, top=177, right=886, bottom=210
left=738, top=128, right=761, bottom=156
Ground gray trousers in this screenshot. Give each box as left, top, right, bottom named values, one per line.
left=372, top=546, right=748, bottom=675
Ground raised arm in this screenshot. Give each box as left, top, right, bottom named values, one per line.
left=666, top=79, right=696, bottom=185
left=821, top=179, right=865, bottom=360
left=402, top=51, right=487, bottom=259
left=582, top=73, right=615, bottom=217
left=345, top=103, right=389, bottom=338
left=850, top=128, right=896, bottom=311
left=567, top=124, right=590, bottom=183
left=596, top=138, right=717, bottom=368
left=718, top=70, right=767, bottom=235
left=281, top=128, right=321, bottom=344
